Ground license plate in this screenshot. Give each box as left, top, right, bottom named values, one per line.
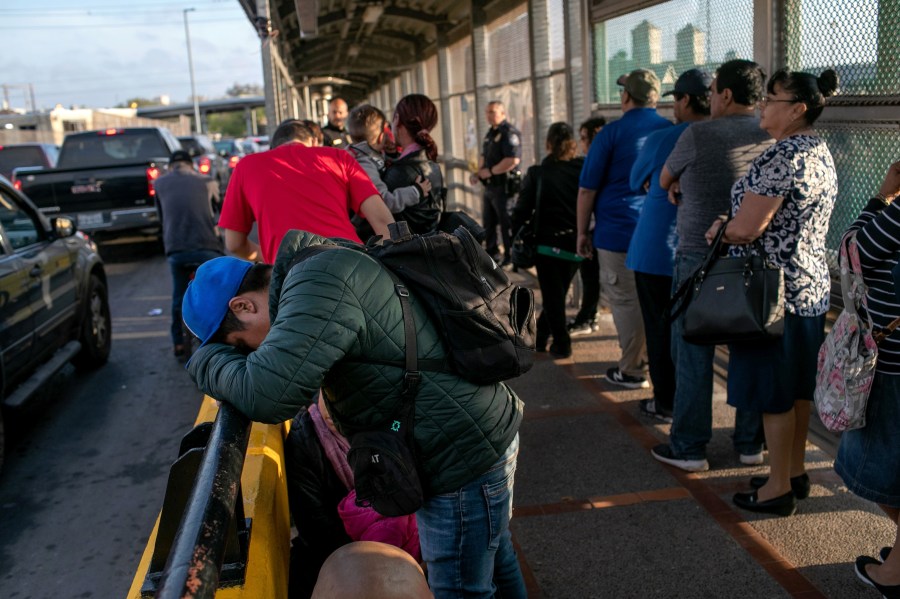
left=71, top=182, right=103, bottom=194
left=77, top=212, right=105, bottom=228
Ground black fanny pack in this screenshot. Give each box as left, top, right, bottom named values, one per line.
left=347, top=400, right=423, bottom=517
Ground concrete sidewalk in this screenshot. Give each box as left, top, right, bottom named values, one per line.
left=505, top=269, right=893, bottom=598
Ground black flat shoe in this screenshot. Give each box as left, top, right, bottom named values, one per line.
left=881, top=547, right=892, bottom=562
left=749, top=473, right=811, bottom=499
left=855, top=555, right=900, bottom=598
left=732, top=490, right=797, bottom=517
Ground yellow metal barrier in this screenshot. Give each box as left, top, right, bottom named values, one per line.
left=127, top=396, right=291, bottom=598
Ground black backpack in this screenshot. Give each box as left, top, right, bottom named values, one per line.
left=370, top=221, right=535, bottom=384
left=288, top=221, right=536, bottom=385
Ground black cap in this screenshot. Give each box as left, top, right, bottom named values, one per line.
left=170, top=149, right=193, bottom=164
left=662, top=69, right=713, bottom=97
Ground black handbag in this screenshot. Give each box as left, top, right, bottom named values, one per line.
left=670, top=220, right=785, bottom=345
left=510, top=169, right=542, bottom=269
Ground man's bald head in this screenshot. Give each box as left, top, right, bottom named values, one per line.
left=311, top=542, right=432, bottom=599
left=329, top=97, right=349, bottom=129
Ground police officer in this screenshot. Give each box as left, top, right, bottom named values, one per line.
left=322, top=97, right=353, bottom=149
left=470, top=101, right=521, bottom=266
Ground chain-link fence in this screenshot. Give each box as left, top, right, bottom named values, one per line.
left=782, top=0, right=898, bottom=97
left=783, top=0, right=900, bottom=270
left=592, top=0, right=754, bottom=105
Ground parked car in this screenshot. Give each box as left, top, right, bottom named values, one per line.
left=177, top=134, right=229, bottom=189
left=214, top=138, right=253, bottom=178
left=0, top=143, right=59, bottom=181
left=13, top=127, right=181, bottom=239
left=249, top=135, right=269, bottom=151
left=0, top=175, right=110, bottom=473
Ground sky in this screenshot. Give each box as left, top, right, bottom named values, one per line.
left=1, top=0, right=264, bottom=110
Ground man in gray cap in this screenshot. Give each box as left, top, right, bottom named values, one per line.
left=576, top=68, right=672, bottom=389
left=651, top=59, right=774, bottom=472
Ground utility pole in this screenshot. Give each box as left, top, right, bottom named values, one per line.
left=183, top=8, right=202, bottom=133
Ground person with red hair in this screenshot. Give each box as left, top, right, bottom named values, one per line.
left=383, top=94, right=445, bottom=234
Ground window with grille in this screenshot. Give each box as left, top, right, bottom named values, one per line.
left=782, top=0, right=896, bottom=97
left=592, top=0, right=754, bottom=105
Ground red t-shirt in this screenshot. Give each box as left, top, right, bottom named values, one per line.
left=219, top=144, right=379, bottom=263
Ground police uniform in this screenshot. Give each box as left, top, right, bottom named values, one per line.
left=322, top=123, right=353, bottom=149
left=481, top=120, right=522, bottom=263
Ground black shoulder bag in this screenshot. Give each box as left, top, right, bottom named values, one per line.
left=510, top=168, right=542, bottom=269
left=346, top=271, right=425, bottom=517
left=669, top=219, right=785, bottom=345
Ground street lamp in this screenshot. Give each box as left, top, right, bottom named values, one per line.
left=183, top=8, right=202, bottom=133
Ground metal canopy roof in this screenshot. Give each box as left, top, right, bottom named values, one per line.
left=238, top=0, right=524, bottom=103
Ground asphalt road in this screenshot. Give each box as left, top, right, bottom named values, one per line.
left=0, top=240, right=204, bottom=599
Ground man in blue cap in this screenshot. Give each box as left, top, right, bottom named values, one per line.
left=182, top=230, right=527, bottom=598
left=626, top=68, right=712, bottom=424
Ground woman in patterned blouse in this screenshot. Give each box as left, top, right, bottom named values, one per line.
left=834, top=160, right=900, bottom=595
left=704, top=68, right=839, bottom=517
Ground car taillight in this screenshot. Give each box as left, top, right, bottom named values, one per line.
left=198, top=156, right=211, bottom=174
left=229, top=155, right=240, bottom=168
left=13, top=179, right=22, bottom=191
left=99, top=128, right=123, bottom=136
left=146, top=166, right=160, bottom=197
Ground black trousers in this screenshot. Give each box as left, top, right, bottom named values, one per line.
left=634, top=271, right=676, bottom=410
left=574, top=249, right=600, bottom=323
left=483, top=185, right=512, bottom=260
left=535, top=254, right=581, bottom=351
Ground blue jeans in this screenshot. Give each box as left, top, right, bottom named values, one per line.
left=168, top=249, right=222, bottom=345
left=669, top=252, right=763, bottom=459
left=417, top=435, right=526, bottom=599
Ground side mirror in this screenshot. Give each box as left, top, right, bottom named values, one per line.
left=219, top=149, right=228, bottom=157
left=52, top=216, right=76, bottom=238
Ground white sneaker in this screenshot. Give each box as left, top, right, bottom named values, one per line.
left=739, top=451, right=765, bottom=465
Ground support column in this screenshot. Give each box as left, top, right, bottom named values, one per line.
left=436, top=27, right=455, bottom=158
left=471, top=2, right=491, bottom=143
left=257, top=0, right=278, bottom=135
left=565, top=0, right=588, bottom=121
left=529, top=0, right=553, bottom=158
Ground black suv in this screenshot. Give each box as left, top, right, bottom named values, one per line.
left=0, top=176, right=111, bottom=472
left=178, top=134, right=229, bottom=190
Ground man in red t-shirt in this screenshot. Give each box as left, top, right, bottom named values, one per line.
left=219, top=120, right=394, bottom=263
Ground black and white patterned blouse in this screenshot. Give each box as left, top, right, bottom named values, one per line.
left=730, top=134, right=837, bottom=316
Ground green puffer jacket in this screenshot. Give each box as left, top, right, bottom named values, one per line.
left=188, top=230, right=524, bottom=495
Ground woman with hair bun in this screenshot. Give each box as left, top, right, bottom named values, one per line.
left=384, top=94, right=444, bottom=234
left=704, top=68, right=839, bottom=517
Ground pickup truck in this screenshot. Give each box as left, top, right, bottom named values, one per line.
left=13, top=127, right=182, bottom=238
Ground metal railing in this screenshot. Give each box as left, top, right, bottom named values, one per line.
left=142, top=402, right=253, bottom=599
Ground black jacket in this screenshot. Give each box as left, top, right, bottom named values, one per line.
left=383, top=147, right=444, bottom=235
left=511, top=156, right=585, bottom=254
left=285, top=408, right=351, bottom=599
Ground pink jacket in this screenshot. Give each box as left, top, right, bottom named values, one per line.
left=338, top=489, right=421, bottom=562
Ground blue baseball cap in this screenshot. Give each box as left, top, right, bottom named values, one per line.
left=183, top=256, right=253, bottom=346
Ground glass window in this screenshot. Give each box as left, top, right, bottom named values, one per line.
left=0, top=190, right=40, bottom=250
left=592, top=0, right=754, bottom=105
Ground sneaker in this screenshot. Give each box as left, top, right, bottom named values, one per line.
left=651, top=444, right=710, bottom=472
left=639, top=399, right=673, bottom=423
left=739, top=450, right=765, bottom=465
left=605, top=367, right=650, bottom=389
left=567, top=320, right=597, bottom=337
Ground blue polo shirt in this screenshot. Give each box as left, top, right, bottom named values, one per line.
left=625, top=122, right=690, bottom=277
left=579, top=108, right=672, bottom=252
